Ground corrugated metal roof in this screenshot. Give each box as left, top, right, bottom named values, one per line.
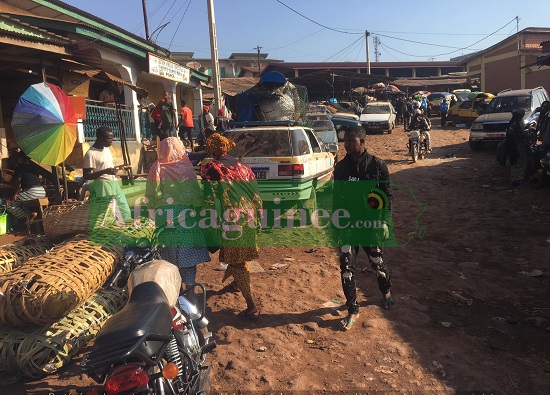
left=0, top=13, right=69, bottom=45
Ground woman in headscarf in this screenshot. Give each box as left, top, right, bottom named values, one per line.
left=146, top=137, right=210, bottom=291
left=201, top=133, right=263, bottom=318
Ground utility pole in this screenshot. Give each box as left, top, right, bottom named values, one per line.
left=373, top=36, right=381, bottom=62
left=207, top=0, right=222, bottom=115
left=365, top=31, right=371, bottom=74
left=253, top=45, right=262, bottom=76
left=141, top=0, right=150, bottom=41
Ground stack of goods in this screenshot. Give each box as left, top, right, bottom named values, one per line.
left=0, top=287, right=127, bottom=377
left=0, top=235, right=123, bottom=327
left=0, top=190, right=156, bottom=378
left=0, top=235, right=126, bottom=377
left=235, top=71, right=308, bottom=122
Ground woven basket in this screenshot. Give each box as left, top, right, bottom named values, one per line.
left=0, top=235, right=123, bottom=327
left=0, top=286, right=127, bottom=378
left=0, top=237, right=53, bottom=275
left=42, top=198, right=117, bottom=243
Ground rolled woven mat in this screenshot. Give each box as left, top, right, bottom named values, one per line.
left=0, top=237, right=53, bottom=275
left=0, top=286, right=127, bottom=378
left=0, top=235, right=123, bottom=327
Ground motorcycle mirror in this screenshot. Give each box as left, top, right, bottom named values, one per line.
left=135, top=237, right=151, bottom=248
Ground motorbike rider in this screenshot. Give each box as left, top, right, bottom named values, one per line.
left=407, top=109, right=432, bottom=152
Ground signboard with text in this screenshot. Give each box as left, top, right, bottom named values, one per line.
left=148, top=53, right=190, bottom=84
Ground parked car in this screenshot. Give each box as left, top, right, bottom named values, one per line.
left=306, top=113, right=338, bottom=156
left=331, top=112, right=359, bottom=121
left=453, top=89, right=471, bottom=102
left=202, top=124, right=334, bottom=212
left=428, top=92, right=457, bottom=116
left=331, top=116, right=362, bottom=142
left=446, top=99, right=492, bottom=126
left=469, top=86, right=549, bottom=150
left=359, top=101, right=396, bottom=134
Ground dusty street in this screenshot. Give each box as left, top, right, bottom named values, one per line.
left=3, top=124, right=550, bottom=395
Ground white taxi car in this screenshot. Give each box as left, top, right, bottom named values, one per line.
left=202, top=123, right=334, bottom=211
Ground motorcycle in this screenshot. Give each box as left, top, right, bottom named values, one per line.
left=81, top=239, right=216, bottom=395
left=407, top=115, right=431, bottom=163
left=407, top=129, right=429, bottom=163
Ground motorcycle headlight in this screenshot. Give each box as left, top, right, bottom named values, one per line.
left=471, top=122, right=484, bottom=131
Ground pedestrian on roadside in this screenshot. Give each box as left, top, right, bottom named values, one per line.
left=146, top=137, right=210, bottom=293
left=215, top=108, right=229, bottom=133
left=152, top=91, right=178, bottom=140
left=83, top=126, right=131, bottom=223
left=440, top=98, right=449, bottom=127
left=201, top=133, right=263, bottom=318
left=332, top=124, right=396, bottom=331
left=202, top=105, right=216, bottom=138
left=178, top=99, right=194, bottom=149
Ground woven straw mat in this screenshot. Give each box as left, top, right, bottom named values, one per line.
left=0, top=287, right=127, bottom=377
left=0, top=235, right=123, bottom=327
left=0, top=237, right=53, bottom=274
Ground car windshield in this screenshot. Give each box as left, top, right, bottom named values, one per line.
left=362, top=105, right=391, bottom=115
left=455, top=92, right=470, bottom=101
left=485, top=95, right=531, bottom=114
left=224, top=129, right=291, bottom=157
left=428, top=93, right=446, bottom=100
left=314, top=130, right=337, bottom=144
left=309, top=120, right=334, bottom=131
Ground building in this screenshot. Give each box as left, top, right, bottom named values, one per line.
left=171, top=52, right=283, bottom=78
left=0, top=0, right=210, bottom=180
left=462, top=27, right=550, bottom=94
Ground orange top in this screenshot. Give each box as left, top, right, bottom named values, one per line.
left=180, top=106, right=193, bottom=127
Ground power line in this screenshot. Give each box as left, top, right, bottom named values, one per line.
left=275, top=0, right=362, bottom=35
left=323, top=35, right=364, bottom=62
left=168, top=0, right=192, bottom=50
left=275, top=0, right=518, bottom=60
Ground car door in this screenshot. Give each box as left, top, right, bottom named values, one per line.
left=304, top=127, right=333, bottom=183
left=291, top=128, right=315, bottom=180
left=457, top=101, right=474, bottom=122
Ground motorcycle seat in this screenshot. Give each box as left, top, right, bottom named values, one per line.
left=92, top=281, right=173, bottom=356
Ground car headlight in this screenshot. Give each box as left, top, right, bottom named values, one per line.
left=471, top=123, right=484, bottom=131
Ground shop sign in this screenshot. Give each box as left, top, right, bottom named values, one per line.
left=148, top=53, right=190, bottom=84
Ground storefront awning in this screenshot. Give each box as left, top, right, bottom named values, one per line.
left=71, top=69, right=147, bottom=96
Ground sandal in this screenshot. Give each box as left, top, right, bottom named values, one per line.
left=237, top=307, right=261, bottom=319
left=340, top=313, right=359, bottom=331
left=383, top=295, right=397, bottom=310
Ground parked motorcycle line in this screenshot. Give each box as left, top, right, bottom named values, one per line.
left=81, top=237, right=216, bottom=395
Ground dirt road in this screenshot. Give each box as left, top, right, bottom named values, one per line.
left=4, top=124, right=550, bottom=394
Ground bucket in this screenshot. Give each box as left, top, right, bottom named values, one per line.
left=0, top=213, right=7, bottom=236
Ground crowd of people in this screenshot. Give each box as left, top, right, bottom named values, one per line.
left=76, top=114, right=397, bottom=326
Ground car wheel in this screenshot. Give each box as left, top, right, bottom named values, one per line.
left=388, top=122, right=394, bottom=134
left=469, top=141, right=485, bottom=151
left=452, top=115, right=460, bottom=126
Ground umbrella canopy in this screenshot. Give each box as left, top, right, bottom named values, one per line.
left=11, top=83, right=77, bottom=166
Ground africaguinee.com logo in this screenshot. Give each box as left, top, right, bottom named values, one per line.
left=87, top=180, right=426, bottom=248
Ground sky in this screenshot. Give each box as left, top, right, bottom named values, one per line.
left=61, top=0, right=550, bottom=63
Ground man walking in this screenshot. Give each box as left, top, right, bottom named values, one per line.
left=440, top=98, right=449, bottom=127
left=332, top=124, right=396, bottom=331
left=152, top=91, right=178, bottom=140
left=178, top=99, right=194, bottom=149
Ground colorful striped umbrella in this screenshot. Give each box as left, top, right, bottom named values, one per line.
left=11, top=82, right=77, bottom=166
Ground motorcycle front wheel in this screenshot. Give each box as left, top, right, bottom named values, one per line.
left=410, top=142, right=419, bottom=163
